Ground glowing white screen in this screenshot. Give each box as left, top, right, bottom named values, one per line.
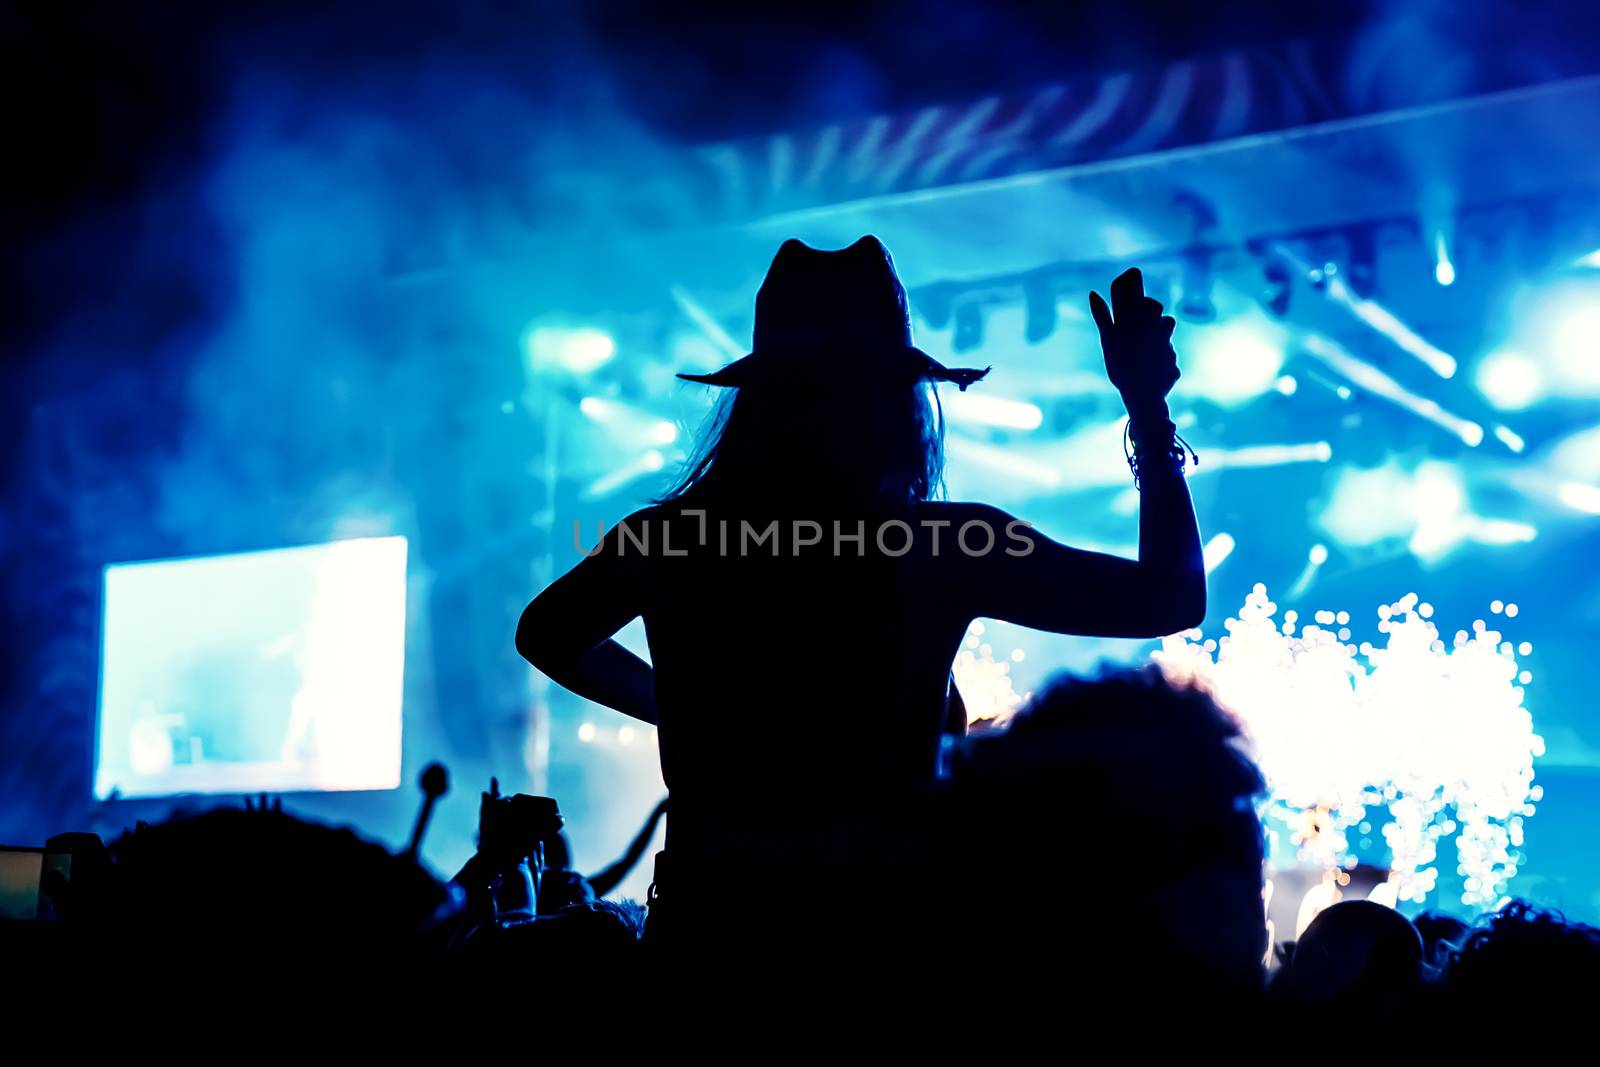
left=95, top=536, right=407, bottom=799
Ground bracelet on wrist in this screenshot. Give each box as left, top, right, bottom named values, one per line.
left=1122, top=419, right=1198, bottom=489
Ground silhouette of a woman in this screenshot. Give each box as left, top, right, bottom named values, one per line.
left=517, top=237, right=1202, bottom=923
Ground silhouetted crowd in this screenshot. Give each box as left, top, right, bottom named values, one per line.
left=7, top=667, right=1596, bottom=1029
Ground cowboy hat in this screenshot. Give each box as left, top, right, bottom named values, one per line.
left=677, top=236, right=990, bottom=391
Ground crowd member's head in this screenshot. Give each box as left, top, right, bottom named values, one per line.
left=106, top=806, right=451, bottom=975
left=1412, top=909, right=1468, bottom=969
left=945, top=666, right=1267, bottom=997
left=1441, top=900, right=1600, bottom=1010
left=1272, top=900, right=1425, bottom=1014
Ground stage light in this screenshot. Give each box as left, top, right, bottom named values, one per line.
left=581, top=396, right=681, bottom=449
left=1333, top=284, right=1457, bottom=378
left=1493, top=425, right=1526, bottom=453
left=524, top=326, right=615, bottom=375
left=1414, top=462, right=1465, bottom=524
left=1557, top=482, right=1600, bottom=514
left=1576, top=249, right=1600, bottom=269
left=1275, top=240, right=1457, bottom=378
left=1320, top=460, right=1468, bottom=556
left=1434, top=232, right=1455, bottom=286
left=945, top=434, right=1061, bottom=488
left=952, top=302, right=984, bottom=353
left=1475, top=349, right=1543, bottom=410
left=1288, top=542, right=1327, bottom=600
left=669, top=285, right=745, bottom=359
left=1274, top=375, right=1298, bottom=396
left=1201, top=441, right=1332, bottom=470
left=578, top=723, right=597, bottom=743
left=1470, top=519, right=1537, bottom=546
left=1179, top=315, right=1286, bottom=406
left=1202, top=532, right=1235, bottom=573
left=580, top=450, right=666, bottom=500
left=1302, top=334, right=1478, bottom=443
left=1551, top=303, right=1600, bottom=388
left=941, top=391, right=1044, bottom=431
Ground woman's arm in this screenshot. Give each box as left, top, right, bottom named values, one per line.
left=515, top=515, right=658, bottom=725
left=957, top=268, right=1204, bottom=638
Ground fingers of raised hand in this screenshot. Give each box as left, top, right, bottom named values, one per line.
left=1088, top=290, right=1115, bottom=343
left=1110, top=267, right=1144, bottom=322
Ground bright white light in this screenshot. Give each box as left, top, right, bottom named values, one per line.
left=1414, top=463, right=1465, bottom=522
left=941, top=391, right=1044, bottom=431
left=1319, top=460, right=1524, bottom=563
left=1493, top=425, right=1525, bottom=453
left=1328, top=277, right=1457, bottom=378
left=1274, top=375, right=1298, bottom=396
left=1434, top=232, right=1455, bottom=287
left=1302, top=334, right=1479, bottom=444
left=945, top=434, right=1062, bottom=488
left=1203, top=532, right=1236, bottom=573
left=581, top=397, right=680, bottom=449
left=1551, top=304, right=1600, bottom=387
left=578, top=723, right=597, bottom=743
left=1202, top=442, right=1332, bottom=470
left=1470, top=519, right=1536, bottom=546
left=952, top=622, right=1029, bottom=726
left=1309, top=544, right=1328, bottom=565
left=1180, top=315, right=1286, bottom=406
left=525, top=326, right=615, bottom=375
left=1558, top=482, right=1600, bottom=514
left=1154, top=587, right=1543, bottom=910
left=580, top=450, right=667, bottom=500
left=1475, top=350, right=1544, bottom=410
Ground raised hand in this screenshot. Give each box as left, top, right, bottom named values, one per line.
left=1088, top=267, right=1179, bottom=420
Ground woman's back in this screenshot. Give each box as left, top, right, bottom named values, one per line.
left=636, top=500, right=974, bottom=854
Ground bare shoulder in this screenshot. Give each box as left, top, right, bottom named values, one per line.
left=909, top=500, right=1017, bottom=526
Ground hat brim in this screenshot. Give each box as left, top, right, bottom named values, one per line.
left=677, top=347, right=990, bottom=391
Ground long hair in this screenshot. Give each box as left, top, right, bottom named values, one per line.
left=659, top=368, right=946, bottom=507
